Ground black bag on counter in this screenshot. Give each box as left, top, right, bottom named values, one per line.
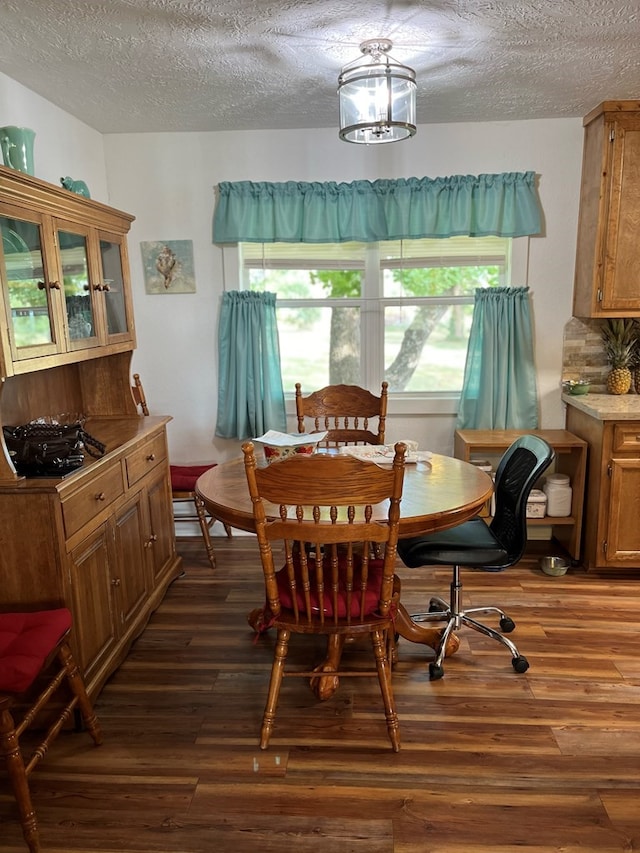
left=2, top=421, right=106, bottom=477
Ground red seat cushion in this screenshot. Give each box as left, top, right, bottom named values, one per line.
left=276, top=553, right=385, bottom=619
left=0, top=608, right=72, bottom=694
left=170, top=464, right=217, bottom=492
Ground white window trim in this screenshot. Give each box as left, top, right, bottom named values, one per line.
left=221, top=237, right=530, bottom=415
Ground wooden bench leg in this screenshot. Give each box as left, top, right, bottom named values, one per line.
left=0, top=705, right=41, bottom=853
left=58, top=643, right=103, bottom=746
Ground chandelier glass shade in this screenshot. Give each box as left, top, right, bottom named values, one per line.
left=338, top=39, right=417, bottom=144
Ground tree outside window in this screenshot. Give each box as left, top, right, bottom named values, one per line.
left=242, top=236, right=509, bottom=394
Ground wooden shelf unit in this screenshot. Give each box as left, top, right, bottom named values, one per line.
left=453, top=429, right=587, bottom=562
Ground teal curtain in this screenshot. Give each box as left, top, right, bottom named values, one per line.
left=213, top=173, right=541, bottom=244
left=215, top=291, right=287, bottom=439
left=457, top=288, right=538, bottom=430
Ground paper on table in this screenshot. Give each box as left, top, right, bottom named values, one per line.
left=339, top=446, right=432, bottom=465
left=253, top=430, right=328, bottom=446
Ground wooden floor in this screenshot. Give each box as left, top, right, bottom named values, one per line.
left=3, top=536, right=640, bottom=852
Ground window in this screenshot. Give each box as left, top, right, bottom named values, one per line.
left=241, top=236, right=514, bottom=395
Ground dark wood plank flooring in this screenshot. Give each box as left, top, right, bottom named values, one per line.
left=3, top=537, right=640, bottom=852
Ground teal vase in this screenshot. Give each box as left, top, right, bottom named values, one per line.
left=0, top=126, right=36, bottom=175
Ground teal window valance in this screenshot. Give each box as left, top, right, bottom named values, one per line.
left=212, top=172, right=542, bottom=244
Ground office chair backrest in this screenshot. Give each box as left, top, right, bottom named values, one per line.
left=295, top=382, right=388, bottom=447
left=489, top=435, right=555, bottom=565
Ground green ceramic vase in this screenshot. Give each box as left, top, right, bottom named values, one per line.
left=0, top=126, right=35, bottom=175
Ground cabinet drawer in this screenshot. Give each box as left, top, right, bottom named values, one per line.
left=612, top=423, right=640, bottom=452
left=125, top=433, right=167, bottom=487
left=62, top=465, right=125, bottom=538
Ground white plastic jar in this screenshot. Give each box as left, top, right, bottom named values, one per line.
left=470, top=459, right=493, bottom=517
left=543, top=473, right=572, bottom=517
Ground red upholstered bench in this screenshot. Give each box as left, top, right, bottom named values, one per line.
left=0, top=608, right=102, bottom=852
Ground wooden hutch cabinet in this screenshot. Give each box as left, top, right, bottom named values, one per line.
left=573, top=100, right=640, bottom=318
left=0, top=166, right=181, bottom=698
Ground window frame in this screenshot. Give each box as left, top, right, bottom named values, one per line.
left=223, top=237, right=529, bottom=407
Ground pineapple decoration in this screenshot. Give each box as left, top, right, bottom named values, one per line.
left=601, top=319, right=637, bottom=395
left=632, top=321, right=640, bottom=394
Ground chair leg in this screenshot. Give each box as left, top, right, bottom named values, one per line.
left=461, top=614, right=526, bottom=662
left=58, top=643, right=103, bottom=746
left=193, top=494, right=217, bottom=570
left=0, top=705, right=41, bottom=853
left=371, top=628, right=400, bottom=752
left=260, top=627, right=290, bottom=750
left=412, top=564, right=529, bottom=678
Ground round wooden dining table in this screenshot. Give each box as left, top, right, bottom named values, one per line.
left=196, top=451, right=493, bottom=665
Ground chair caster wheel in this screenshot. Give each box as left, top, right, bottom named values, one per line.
left=500, top=616, right=515, bottom=633
left=512, top=655, right=529, bottom=673
left=429, top=662, right=444, bottom=680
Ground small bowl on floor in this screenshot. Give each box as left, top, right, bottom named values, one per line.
left=540, top=556, right=570, bottom=576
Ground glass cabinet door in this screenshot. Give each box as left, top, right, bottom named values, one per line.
left=99, top=236, right=132, bottom=339
left=0, top=212, right=58, bottom=356
left=57, top=228, right=99, bottom=347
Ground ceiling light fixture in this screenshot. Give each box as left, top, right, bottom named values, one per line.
left=338, top=39, right=417, bottom=144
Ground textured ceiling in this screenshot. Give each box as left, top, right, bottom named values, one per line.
left=1, top=0, right=639, bottom=134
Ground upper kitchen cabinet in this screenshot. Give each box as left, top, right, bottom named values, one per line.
left=0, top=166, right=135, bottom=376
left=573, top=100, right=640, bottom=318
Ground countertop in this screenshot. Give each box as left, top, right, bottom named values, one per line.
left=562, top=393, right=640, bottom=420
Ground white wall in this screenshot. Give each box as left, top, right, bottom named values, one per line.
left=103, top=118, right=584, bottom=463
left=0, top=72, right=109, bottom=200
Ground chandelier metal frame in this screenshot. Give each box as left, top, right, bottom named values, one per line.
left=338, top=39, right=417, bottom=144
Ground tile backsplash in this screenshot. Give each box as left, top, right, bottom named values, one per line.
left=562, top=317, right=609, bottom=392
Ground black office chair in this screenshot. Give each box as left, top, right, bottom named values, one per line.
left=398, top=435, right=555, bottom=680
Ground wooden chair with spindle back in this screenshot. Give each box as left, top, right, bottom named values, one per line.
left=295, top=382, right=388, bottom=447
left=0, top=608, right=102, bottom=852
left=131, top=372, right=149, bottom=416
left=131, top=373, right=231, bottom=569
left=242, top=440, right=407, bottom=751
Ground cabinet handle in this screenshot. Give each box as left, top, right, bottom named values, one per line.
left=111, top=578, right=121, bottom=587
left=146, top=453, right=156, bottom=462
left=37, top=281, right=46, bottom=290
left=93, top=284, right=102, bottom=291
left=95, top=492, right=106, bottom=501
left=50, top=280, right=61, bottom=290
left=103, top=283, right=111, bottom=292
